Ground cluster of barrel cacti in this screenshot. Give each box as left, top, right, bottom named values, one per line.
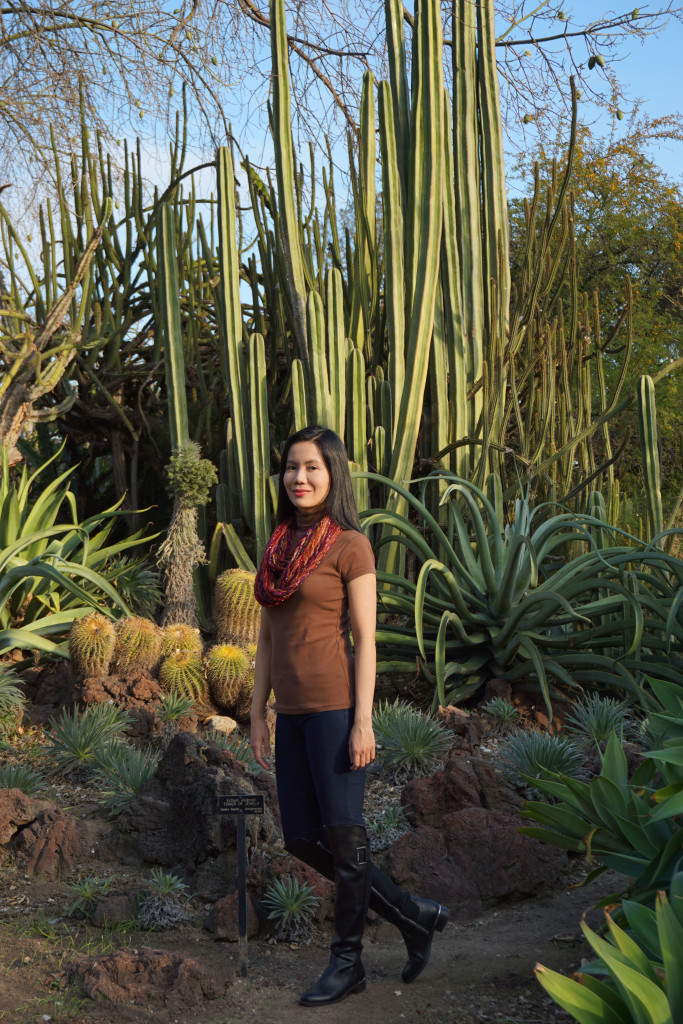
left=67, top=568, right=263, bottom=720
left=205, top=569, right=265, bottom=719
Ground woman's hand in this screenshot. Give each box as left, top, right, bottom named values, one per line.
left=250, top=717, right=272, bottom=771
left=349, top=718, right=375, bottom=770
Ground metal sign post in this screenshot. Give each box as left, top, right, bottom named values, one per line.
left=218, top=793, right=265, bottom=977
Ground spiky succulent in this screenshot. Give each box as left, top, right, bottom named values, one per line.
left=68, top=612, right=116, bottom=678
left=112, top=616, right=163, bottom=674
left=158, top=652, right=206, bottom=702
left=205, top=644, right=250, bottom=711
left=161, top=623, right=203, bottom=659
left=214, top=569, right=261, bottom=647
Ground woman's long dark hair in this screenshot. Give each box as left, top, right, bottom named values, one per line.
left=276, top=426, right=362, bottom=531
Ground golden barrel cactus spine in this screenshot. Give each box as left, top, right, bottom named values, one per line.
left=206, top=643, right=250, bottom=712
left=113, top=616, right=163, bottom=674
left=214, top=569, right=261, bottom=646
left=161, top=623, right=203, bottom=660
left=69, top=612, right=116, bottom=678
left=158, top=653, right=207, bottom=702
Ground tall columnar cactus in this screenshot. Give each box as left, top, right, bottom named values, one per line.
left=214, top=569, right=261, bottom=647
left=69, top=612, right=116, bottom=678
left=637, top=374, right=664, bottom=547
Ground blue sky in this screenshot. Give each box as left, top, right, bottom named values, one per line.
left=561, top=1, right=683, bottom=178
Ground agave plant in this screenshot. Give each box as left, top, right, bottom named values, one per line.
left=43, top=703, right=133, bottom=774
left=262, top=876, right=318, bottom=943
left=0, top=663, right=26, bottom=735
left=360, top=471, right=683, bottom=716
left=0, top=445, right=156, bottom=658
left=536, top=877, right=683, bottom=1024
left=373, top=698, right=452, bottom=779
left=521, top=731, right=683, bottom=906
left=92, top=740, right=160, bottom=815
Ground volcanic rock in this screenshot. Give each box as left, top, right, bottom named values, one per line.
left=13, top=808, right=102, bottom=879
left=73, top=947, right=229, bottom=1006
left=204, top=892, right=260, bottom=940
left=386, top=754, right=569, bottom=921
left=0, top=789, right=51, bottom=845
left=107, top=733, right=278, bottom=880
left=434, top=706, right=485, bottom=753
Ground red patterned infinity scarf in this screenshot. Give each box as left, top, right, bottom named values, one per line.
left=254, top=515, right=342, bottom=607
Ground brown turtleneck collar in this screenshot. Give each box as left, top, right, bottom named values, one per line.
left=293, top=505, right=327, bottom=538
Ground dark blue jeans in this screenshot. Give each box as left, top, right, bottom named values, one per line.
left=275, top=708, right=367, bottom=846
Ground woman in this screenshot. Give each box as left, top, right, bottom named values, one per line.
left=250, top=425, right=449, bottom=1007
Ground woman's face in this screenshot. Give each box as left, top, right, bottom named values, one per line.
left=283, top=440, right=331, bottom=513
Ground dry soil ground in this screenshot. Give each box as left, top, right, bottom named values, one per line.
left=0, top=867, right=619, bottom=1024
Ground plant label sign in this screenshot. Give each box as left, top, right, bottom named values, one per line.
left=218, top=791, right=265, bottom=976
left=218, top=794, right=265, bottom=814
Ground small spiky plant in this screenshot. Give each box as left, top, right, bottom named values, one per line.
left=214, top=569, right=261, bottom=647
left=68, top=612, right=116, bottom=678
left=0, top=664, right=27, bottom=736
left=205, top=644, right=250, bottom=711
left=262, top=876, right=318, bottom=943
left=161, top=623, right=203, bottom=660
left=113, top=616, right=163, bottom=674
left=158, top=653, right=206, bottom=701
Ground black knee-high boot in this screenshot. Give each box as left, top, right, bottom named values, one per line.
left=287, top=835, right=449, bottom=984
left=298, top=825, right=371, bottom=1007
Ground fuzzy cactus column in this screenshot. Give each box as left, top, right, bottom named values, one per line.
left=157, top=442, right=217, bottom=626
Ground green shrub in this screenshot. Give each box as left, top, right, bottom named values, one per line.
left=262, top=876, right=318, bottom=943
left=497, top=729, right=587, bottom=788
left=106, top=556, right=163, bottom=619
left=92, top=740, right=159, bottom=814
left=373, top=698, right=451, bottom=779
left=367, top=801, right=409, bottom=847
left=43, top=703, right=132, bottom=773
left=480, top=696, right=521, bottom=731
left=66, top=875, right=113, bottom=918
left=563, top=693, right=634, bottom=748
left=0, top=762, right=44, bottom=795
left=210, top=731, right=262, bottom=774
left=156, top=692, right=195, bottom=724
left=137, top=868, right=191, bottom=930
left=0, top=664, right=26, bottom=736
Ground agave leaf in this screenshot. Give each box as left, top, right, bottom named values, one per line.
left=534, top=962, right=626, bottom=1024
left=621, top=900, right=661, bottom=961
left=518, top=826, right=586, bottom=852
left=605, top=912, right=662, bottom=985
left=655, top=892, right=683, bottom=1015
left=580, top=920, right=670, bottom=1024
left=519, top=802, right=589, bottom=840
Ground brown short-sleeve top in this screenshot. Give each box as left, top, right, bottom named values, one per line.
left=263, top=530, right=375, bottom=714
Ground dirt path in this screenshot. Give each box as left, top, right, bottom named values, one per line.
left=0, top=871, right=616, bottom=1024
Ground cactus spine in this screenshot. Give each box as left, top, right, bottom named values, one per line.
left=69, top=612, right=116, bottom=678
left=214, top=569, right=261, bottom=646
left=113, top=616, right=163, bottom=674
left=206, top=643, right=250, bottom=712
left=161, top=623, right=203, bottom=659
left=159, top=653, right=207, bottom=701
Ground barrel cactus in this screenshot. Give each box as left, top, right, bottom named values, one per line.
left=158, top=653, right=207, bottom=702
left=161, top=623, right=203, bottom=660
left=69, top=612, right=116, bottom=678
left=206, top=643, right=250, bottom=712
left=214, top=569, right=261, bottom=646
left=113, top=616, right=163, bottom=674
